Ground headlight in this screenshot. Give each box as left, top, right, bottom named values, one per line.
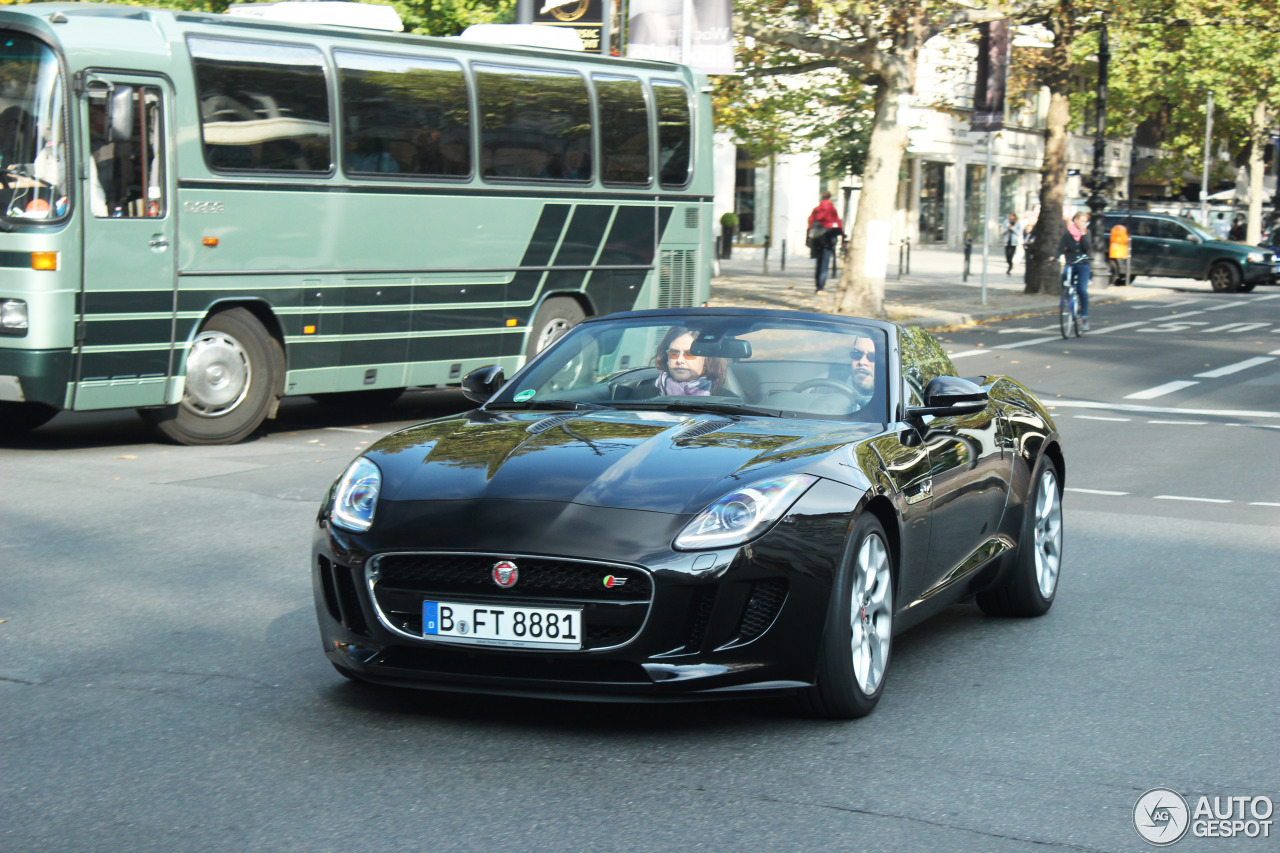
left=331, top=456, right=381, bottom=533
left=1, top=298, right=29, bottom=331
left=674, top=474, right=818, bottom=550
left=1247, top=251, right=1266, bottom=263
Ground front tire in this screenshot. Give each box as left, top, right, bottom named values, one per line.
left=141, top=307, right=281, bottom=445
left=978, top=456, right=1063, bottom=617
left=801, top=514, right=894, bottom=719
left=1209, top=261, right=1241, bottom=293
left=525, top=297, right=585, bottom=361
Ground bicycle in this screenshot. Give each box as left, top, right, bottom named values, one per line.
left=1059, top=257, right=1086, bottom=339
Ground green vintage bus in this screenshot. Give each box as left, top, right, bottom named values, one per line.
left=0, top=3, right=711, bottom=444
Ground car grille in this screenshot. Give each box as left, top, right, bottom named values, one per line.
left=368, top=552, right=652, bottom=651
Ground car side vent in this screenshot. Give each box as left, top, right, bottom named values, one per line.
left=658, top=249, right=697, bottom=308
left=526, top=413, right=578, bottom=435
left=736, top=578, right=788, bottom=643
left=673, top=418, right=734, bottom=444
left=684, top=206, right=699, bottom=229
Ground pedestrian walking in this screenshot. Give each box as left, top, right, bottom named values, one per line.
left=1212, top=211, right=1231, bottom=240
left=806, top=191, right=844, bottom=293
left=1002, top=212, right=1021, bottom=274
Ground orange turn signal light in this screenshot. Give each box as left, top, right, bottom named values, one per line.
left=506, top=318, right=518, bottom=327
left=202, top=237, right=219, bottom=247
left=303, top=325, right=317, bottom=335
left=31, top=251, right=58, bottom=271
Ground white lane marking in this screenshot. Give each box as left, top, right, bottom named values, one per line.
left=1195, top=356, right=1276, bottom=378
left=1201, top=322, right=1272, bottom=333
left=1270, top=349, right=1280, bottom=356
left=993, top=335, right=1061, bottom=350
left=1204, top=302, right=1241, bottom=311
left=1087, top=320, right=1153, bottom=335
left=1147, top=420, right=1208, bottom=425
left=1074, top=415, right=1132, bottom=422
left=324, top=427, right=378, bottom=433
left=948, top=349, right=987, bottom=360
left=1251, top=502, right=1280, bottom=507
left=1133, top=298, right=1201, bottom=309
left=1251, top=294, right=1280, bottom=302
left=998, top=325, right=1059, bottom=334
left=1137, top=320, right=1209, bottom=333
left=1067, top=488, right=1130, bottom=496
left=1125, top=380, right=1200, bottom=399
left=1044, top=399, right=1280, bottom=419
left=1154, top=495, right=1232, bottom=504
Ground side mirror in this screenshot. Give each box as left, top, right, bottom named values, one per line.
left=906, top=375, right=988, bottom=419
left=461, top=365, right=505, bottom=403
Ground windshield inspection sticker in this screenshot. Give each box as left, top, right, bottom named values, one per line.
left=514, top=389, right=536, bottom=402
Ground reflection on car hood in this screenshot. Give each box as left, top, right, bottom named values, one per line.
left=369, top=408, right=880, bottom=514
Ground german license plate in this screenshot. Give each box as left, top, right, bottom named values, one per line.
left=423, top=600, right=582, bottom=649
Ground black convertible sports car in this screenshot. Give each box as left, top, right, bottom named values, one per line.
left=313, top=308, right=1065, bottom=718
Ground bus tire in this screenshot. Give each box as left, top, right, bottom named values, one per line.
left=526, top=297, right=585, bottom=361
left=0, top=401, right=58, bottom=437
left=142, top=307, right=280, bottom=445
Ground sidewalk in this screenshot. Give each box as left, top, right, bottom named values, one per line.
left=709, top=245, right=1172, bottom=329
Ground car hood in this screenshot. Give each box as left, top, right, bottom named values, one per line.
left=368, top=408, right=880, bottom=514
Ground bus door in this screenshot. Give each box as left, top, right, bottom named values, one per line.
left=72, top=74, right=176, bottom=410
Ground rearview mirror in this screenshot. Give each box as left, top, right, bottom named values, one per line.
left=906, top=375, right=988, bottom=418
left=462, top=365, right=505, bottom=403
left=690, top=337, right=751, bottom=359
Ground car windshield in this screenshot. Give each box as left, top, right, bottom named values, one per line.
left=0, top=33, right=68, bottom=222
left=492, top=314, right=890, bottom=422
left=1177, top=216, right=1217, bottom=241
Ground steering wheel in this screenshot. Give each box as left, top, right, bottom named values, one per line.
left=792, top=377, right=856, bottom=397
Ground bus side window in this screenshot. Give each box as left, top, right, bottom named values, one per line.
left=476, top=65, right=592, bottom=183
left=652, top=81, right=691, bottom=189
left=335, top=50, right=471, bottom=179
left=87, top=85, right=166, bottom=218
left=595, top=75, right=651, bottom=188
left=189, top=37, right=332, bottom=175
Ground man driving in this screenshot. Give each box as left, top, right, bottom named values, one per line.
left=848, top=335, right=877, bottom=407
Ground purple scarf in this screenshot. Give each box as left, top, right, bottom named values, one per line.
left=655, top=373, right=712, bottom=396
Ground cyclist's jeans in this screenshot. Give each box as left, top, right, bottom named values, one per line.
left=1068, top=261, right=1091, bottom=317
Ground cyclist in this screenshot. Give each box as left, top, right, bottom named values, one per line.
left=1056, top=211, right=1093, bottom=331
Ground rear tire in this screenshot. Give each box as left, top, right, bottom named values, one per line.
left=1209, top=261, right=1241, bottom=293
left=141, top=307, right=280, bottom=445
left=525, top=298, right=585, bottom=361
left=977, top=456, right=1062, bottom=617
left=0, top=401, right=58, bottom=436
left=800, top=514, right=894, bottom=719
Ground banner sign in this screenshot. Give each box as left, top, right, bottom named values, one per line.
left=626, top=0, right=734, bottom=75
left=971, top=20, right=1010, bottom=132
left=534, top=0, right=605, bottom=53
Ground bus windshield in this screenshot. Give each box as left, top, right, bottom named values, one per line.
left=0, top=32, right=67, bottom=222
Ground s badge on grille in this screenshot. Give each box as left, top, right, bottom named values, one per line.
left=492, top=560, right=519, bottom=588
left=603, top=574, right=627, bottom=588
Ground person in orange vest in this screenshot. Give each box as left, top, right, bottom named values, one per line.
left=806, top=191, right=844, bottom=293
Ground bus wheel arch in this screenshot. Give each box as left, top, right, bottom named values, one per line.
left=525, top=295, right=589, bottom=360
left=141, top=305, right=284, bottom=445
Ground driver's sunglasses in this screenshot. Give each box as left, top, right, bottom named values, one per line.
left=850, top=348, right=875, bottom=363
left=666, top=348, right=703, bottom=360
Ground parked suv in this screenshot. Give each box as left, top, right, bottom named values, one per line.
left=1103, top=211, right=1276, bottom=292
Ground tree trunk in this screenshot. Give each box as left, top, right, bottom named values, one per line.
left=1247, top=100, right=1270, bottom=244
left=834, top=68, right=911, bottom=317
left=1025, top=91, right=1070, bottom=294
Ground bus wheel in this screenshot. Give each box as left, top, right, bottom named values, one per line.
left=0, top=401, right=58, bottom=437
left=526, top=298, right=585, bottom=361
left=142, top=307, right=280, bottom=445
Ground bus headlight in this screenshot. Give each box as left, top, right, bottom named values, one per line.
left=331, top=456, right=382, bottom=533
left=1, top=299, right=29, bottom=334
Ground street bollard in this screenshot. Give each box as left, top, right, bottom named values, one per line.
left=781, top=238, right=786, bottom=272
left=963, top=236, right=972, bottom=281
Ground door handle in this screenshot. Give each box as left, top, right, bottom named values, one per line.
left=149, top=235, right=169, bottom=251
left=905, top=479, right=932, bottom=504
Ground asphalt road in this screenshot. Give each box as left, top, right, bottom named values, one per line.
left=2, top=283, right=1277, bottom=852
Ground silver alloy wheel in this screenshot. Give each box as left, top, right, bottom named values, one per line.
left=1033, top=468, right=1063, bottom=598
left=183, top=330, right=251, bottom=417
left=850, top=532, right=892, bottom=695
left=534, top=317, right=573, bottom=353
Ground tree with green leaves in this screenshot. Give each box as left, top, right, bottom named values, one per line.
left=736, top=1, right=1049, bottom=318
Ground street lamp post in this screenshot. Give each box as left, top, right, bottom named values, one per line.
left=1083, top=12, right=1112, bottom=286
